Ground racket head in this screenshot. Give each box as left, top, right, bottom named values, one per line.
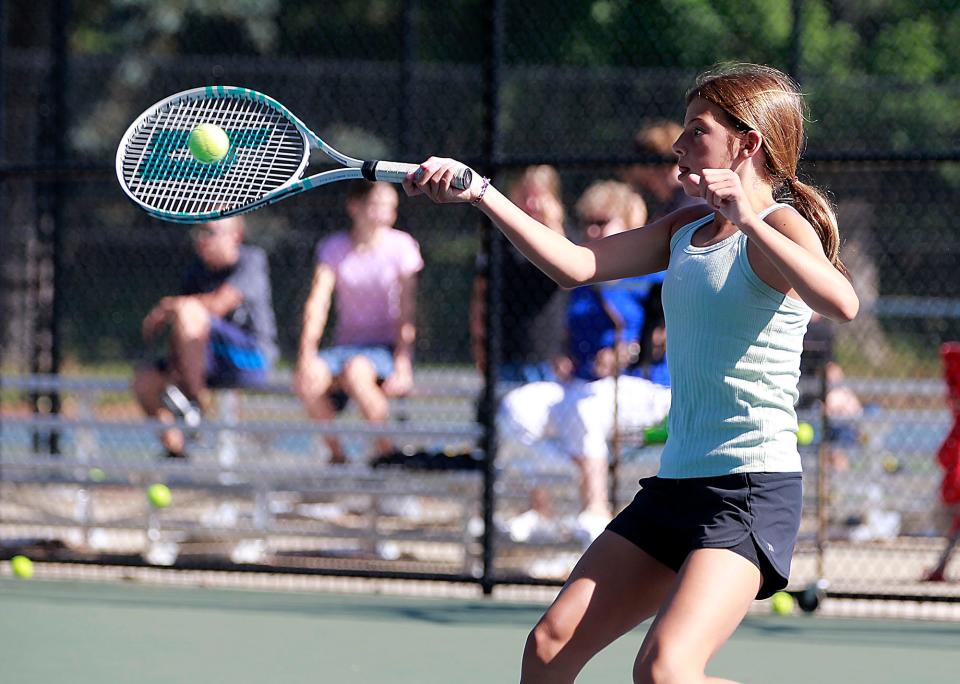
left=116, top=86, right=316, bottom=223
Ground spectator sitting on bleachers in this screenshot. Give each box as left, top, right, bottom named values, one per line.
left=132, top=215, right=278, bottom=459
left=294, top=180, right=424, bottom=464
left=470, top=165, right=569, bottom=388
left=497, top=180, right=671, bottom=544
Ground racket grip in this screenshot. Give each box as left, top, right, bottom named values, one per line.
left=362, top=160, right=472, bottom=190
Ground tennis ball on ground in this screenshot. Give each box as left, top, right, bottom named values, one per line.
left=796, top=421, right=815, bottom=446
left=770, top=590, right=795, bottom=615
left=882, top=454, right=901, bottom=474
left=187, top=123, right=230, bottom=163
left=10, top=555, right=34, bottom=579
left=88, top=467, right=106, bottom=482
left=146, top=483, right=172, bottom=509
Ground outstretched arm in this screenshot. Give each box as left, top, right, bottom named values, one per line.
left=141, top=285, right=242, bottom=342
left=404, top=158, right=672, bottom=287
left=382, top=272, right=416, bottom=397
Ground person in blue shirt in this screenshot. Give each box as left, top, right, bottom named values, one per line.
left=497, top=181, right=671, bottom=542
left=405, top=63, right=858, bottom=684
left=133, top=215, right=278, bottom=459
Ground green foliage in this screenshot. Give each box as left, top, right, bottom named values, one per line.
left=872, top=18, right=943, bottom=82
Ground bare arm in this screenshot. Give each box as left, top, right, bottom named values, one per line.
left=192, top=285, right=243, bottom=319
left=383, top=272, right=417, bottom=397
left=404, top=158, right=672, bottom=287
left=141, top=285, right=242, bottom=341
left=743, top=210, right=859, bottom=322
left=297, top=264, right=336, bottom=361
left=478, top=185, right=673, bottom=286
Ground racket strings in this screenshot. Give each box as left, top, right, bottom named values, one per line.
left=122, top=94, right=305, bottom=216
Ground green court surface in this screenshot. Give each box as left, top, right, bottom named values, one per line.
left=1, top=578, right=958, bottom=683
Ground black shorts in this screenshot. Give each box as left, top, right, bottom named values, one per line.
left=607, top=472, right=803, bottom=599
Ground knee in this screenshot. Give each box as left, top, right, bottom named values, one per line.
left=295, top=368, right=332, bottom=405
left=170, top=297, right=210, bottom=337
left=634, top=648, right=696, bottom=684
left=524, top=616, right=572, bottom=670
left=340, top=356, right=377, bottom=393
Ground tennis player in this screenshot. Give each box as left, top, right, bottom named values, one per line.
left=405, top=62, right=859, bottom=683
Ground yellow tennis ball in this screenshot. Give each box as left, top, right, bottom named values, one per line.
left=770, top=591, right=795, bottom=615
left=188, top=123, right=230, bottom=163
left=88, top=467, right=106, bottom=482
left=147, top=483, right=172, bottom=509
left=796, top=421, right=815, bottom=446
left=10, top=555, right=34, bottom=579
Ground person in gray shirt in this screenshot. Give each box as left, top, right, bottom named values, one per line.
left=132, top=215, right=278, bottom=458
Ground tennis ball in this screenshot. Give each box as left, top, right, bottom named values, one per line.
left=882, top=455, right=901, bottom=474
left=187, top=123, right=230, bottom=163
left=770, top=590, right=795, bottom=615
left=796, top=421, right=815, bottom=446
left=88, top=467, right=106, bottom=482
left=147, top=483, right=172, bottom=509
left=10, top=555, right=34, bottom=579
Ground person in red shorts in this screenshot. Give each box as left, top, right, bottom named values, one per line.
left=924, top=342, right=960, bottom=582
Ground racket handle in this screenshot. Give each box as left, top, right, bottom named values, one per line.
left=361, top=160, right=472, bottom=190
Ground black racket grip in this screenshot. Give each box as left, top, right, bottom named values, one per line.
left=362, top=160, right=472, bottom=190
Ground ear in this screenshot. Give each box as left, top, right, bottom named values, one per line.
left=741, top=130, right=763, bottom=158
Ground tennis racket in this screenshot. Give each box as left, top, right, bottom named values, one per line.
left=116, top=85, right=472, bottom=223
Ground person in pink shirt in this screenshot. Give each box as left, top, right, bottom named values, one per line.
left=295, top=181, right=424, bottom=464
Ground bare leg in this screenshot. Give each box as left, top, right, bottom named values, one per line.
left=928, top=512, right=960, bottom=580
left=295, top=357, right=347, bottom=462
left=167, top=297, right=211, bottom=403
left=633, top=548, right=761, bottom=684
left=340, top=356, right=393, bottom=456
left=132, top=365, right=184, bottom=455
left=521, top=531, right=677, bottom=683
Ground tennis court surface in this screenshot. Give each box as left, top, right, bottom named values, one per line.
left=2, top=576, right=958, bottom=683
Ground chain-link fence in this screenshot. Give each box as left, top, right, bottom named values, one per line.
left=2, top=1, right=959, bottom=610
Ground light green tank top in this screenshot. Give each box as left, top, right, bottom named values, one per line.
left=659, top=204, right=812, bottom=478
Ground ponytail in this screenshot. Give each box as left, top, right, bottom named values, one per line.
left=787, top=178, right=848, bottom=277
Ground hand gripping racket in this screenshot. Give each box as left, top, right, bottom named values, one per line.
left=116, top=85, right=472, bottom=223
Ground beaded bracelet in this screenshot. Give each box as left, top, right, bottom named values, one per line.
left=471, top=176, right=491, bottom=206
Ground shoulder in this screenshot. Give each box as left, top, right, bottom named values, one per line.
left=316, top=231, right=351, bottom=258
left=319, top=231, right=350, bottom=248
left=384, top=228, right=424, bottom=272
left=651, top=202, right=715, bottom=241
left=762, top=204, right=823, bottom=252
left=666, top=204, right=714, bottom=236
left=239, top=244, right=267, bottom=264
left=385, top=228, right=421, bottom=250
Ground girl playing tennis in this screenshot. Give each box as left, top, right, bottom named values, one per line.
left=404, top=63, right=858, bottom=683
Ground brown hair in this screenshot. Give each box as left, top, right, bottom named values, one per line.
left=346, top=179, right=395, bottom=203
left=510, top=165, right=562, bottom=199
left=687, top=63, right=847, bottom=275
left=575, top=180, right=647, bottom=229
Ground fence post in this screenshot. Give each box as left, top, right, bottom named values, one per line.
left=31, top=0, right=70, bottom=455
left=479, top=0, right=505, bottom=596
